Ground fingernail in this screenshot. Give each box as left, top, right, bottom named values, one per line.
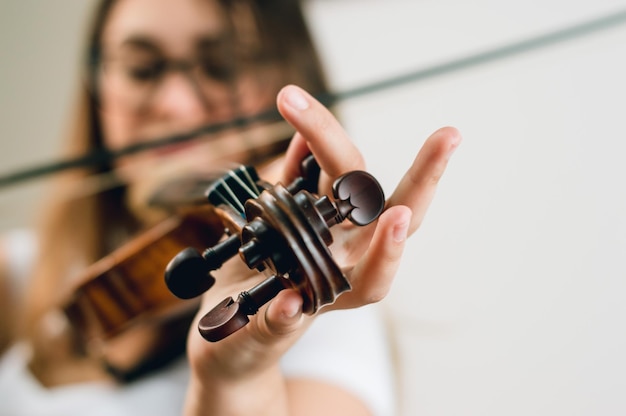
left=393, top=220, right=410, bottom=243
left=284, top=296, right=301, bottom=318
left=448, top=134, right=462, bottom=158
left=284, top=86, right=309, bottom=111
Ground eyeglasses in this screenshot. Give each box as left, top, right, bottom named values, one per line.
left=93, top=48, right=278, bottom=113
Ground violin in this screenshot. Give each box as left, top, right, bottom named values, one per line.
left=59, top=154, right=385, bottom=374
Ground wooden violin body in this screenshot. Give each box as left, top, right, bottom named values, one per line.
left=56, top=207, right=224, bottom=380
left=59, top=155, right=385, bottom=371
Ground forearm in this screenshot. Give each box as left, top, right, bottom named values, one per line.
left=183, top=365, right=290, bottom=416
left=184, top=369, right=373, bottom=416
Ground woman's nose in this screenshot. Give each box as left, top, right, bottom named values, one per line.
left=150, top=72, right=210, bottom=121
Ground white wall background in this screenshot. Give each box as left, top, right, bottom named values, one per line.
left=2, top=1, right=626, bottom=415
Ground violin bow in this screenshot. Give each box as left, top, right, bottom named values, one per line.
left=1, top=7, right=626, bottom=189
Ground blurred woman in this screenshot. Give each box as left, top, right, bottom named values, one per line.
left=0, top=0, right=461, bottom=415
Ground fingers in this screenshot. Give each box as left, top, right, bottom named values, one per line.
left=277, top=85, right=365, bottom=182
left=276, top=86, right=462, bottom=311
left=330, top=205, right=412, bottom=310
left=387, top=126, right=462, bottom=236
left=238, top=289, right=311, bottom=364
left=281, top=132, right=310, bottom=184
left=188, top=289, right=310, bottom=381
left=255, top=289, right=305, bottom=338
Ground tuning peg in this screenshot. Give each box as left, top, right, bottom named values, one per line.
left=164, top=234, right=241, bottom=299
left=286, top=154, right=320, bottom=194
left=331, top=171, right=385, bottom=226
left=198, top=275, right=289, bottom=342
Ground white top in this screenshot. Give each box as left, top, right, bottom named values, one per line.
left=0, top=230, right=396, bottom=416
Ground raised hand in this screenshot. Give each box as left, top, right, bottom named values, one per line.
left=182, top=84, right=461, bottom=416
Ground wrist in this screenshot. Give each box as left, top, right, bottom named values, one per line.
left=184, top=364, right=289, bottom=416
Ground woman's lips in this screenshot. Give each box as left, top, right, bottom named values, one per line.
left=152, top=139, right=198, bottom=156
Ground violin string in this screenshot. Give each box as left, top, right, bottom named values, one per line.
left=227, top=169, right=259, bottom=200
left=217, top=177, right=246, bottom=214
left=210, top=186, right=240, bottom=213
left=209, top=165, right=262, bottom=214
left=1, top=7, right=626, bottom=189
left=241, top=166, right=261, bottom=195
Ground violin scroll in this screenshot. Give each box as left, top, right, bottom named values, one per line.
left=164, top=156, right=385, bottom=342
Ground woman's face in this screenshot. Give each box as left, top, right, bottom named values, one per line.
left=97, top=0, right=280, bottom=176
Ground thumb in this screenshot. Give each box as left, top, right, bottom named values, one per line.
left=254, top=289, right=306, bottom=340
